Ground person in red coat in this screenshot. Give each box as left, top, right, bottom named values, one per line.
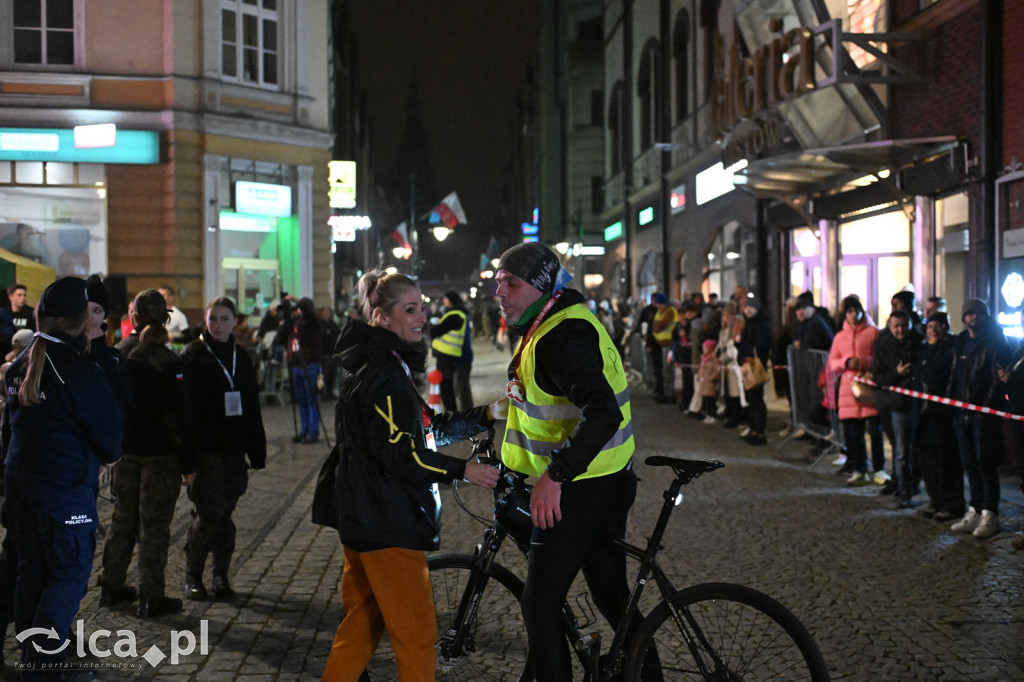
left=828, top=295, right=880, bottom=486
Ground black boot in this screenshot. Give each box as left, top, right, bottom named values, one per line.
left=136, top=595, right=183, bottom=618
left=211, top=571, right=235, bottom=601
left=184, top=572, right=208, bottom=601
left=99, top=585, right=137, bottom=607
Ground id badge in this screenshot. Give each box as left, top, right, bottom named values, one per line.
left=507, top=379, right=526, bottom=404
left=224, top=391, right=243, bottom=416
left=425, top=431, right=438, bottom=452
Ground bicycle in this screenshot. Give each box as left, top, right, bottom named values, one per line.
left=428, top=431, right=830, bottom=681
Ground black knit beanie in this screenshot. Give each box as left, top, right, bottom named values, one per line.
left=496, top=243, right=562, bottom=294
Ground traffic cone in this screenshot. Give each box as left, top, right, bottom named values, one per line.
left=427, top=369, right=443, bottom=413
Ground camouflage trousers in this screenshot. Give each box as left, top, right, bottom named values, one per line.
left=184, top=453, right=249, bottom=576
left=100, top=455, right=182, bottom=599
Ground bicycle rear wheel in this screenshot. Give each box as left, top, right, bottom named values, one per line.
left=624, top=582, right=829, bottom=681
left=429, top=553, right=533, bottom=682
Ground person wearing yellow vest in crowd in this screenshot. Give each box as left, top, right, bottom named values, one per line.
left=637, top=292, right=678, bottom=403
left=495, top=242, right=640, bottom=682
left=429, top=290, right=474, bottom=411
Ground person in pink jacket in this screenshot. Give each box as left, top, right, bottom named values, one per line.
left=828, top=295, right=880, bottom=486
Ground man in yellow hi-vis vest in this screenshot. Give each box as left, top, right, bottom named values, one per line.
left=429, top=290, right=474, bottom=411
left=495, top=242, right=638, bottom=682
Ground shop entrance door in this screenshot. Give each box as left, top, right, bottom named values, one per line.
left=839, top=255, right=910, bottom=324
left=222, top=258, right=280, bottom=316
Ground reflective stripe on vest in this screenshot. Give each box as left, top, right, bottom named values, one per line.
left=431, top=310, right=466, bottom=358
left=502, top=304, right=634, bottom=480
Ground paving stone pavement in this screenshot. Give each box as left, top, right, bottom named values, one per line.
left=6, top=341, right=1024, bottom=680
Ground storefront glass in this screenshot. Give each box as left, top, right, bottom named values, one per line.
left=704, top=221, right=742, bottom=301
left=838, top=210, right=911, bottom=323
left=0, top=161, right=107, bottom=277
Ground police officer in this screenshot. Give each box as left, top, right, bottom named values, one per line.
left=99, top=290, right=198, bottom=618
left=429, top=290, right=473, bottom=411
left=2, top=277, right=123, bottom=679
left=494, top=243, right=638, bottom=682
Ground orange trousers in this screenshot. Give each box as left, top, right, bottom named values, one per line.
left=322, top=546, right=437, bottom=681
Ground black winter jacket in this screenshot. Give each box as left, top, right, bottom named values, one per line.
left=333, top=319, right=492, bottom=552
left=738, top=309, right=772, bottom=365
left=871, top=328, right=922, bottom=412
left=180, top=334, right=267, bottom=468
left=909, top=336, right=956, bottom=445
left=117, top=332, right=199, bottom=474
left=946, top=319, right=1012, bottom=409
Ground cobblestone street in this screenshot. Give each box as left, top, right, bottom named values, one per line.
left=12, top=342, right=1024, bottom=681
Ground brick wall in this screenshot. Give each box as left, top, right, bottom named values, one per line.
left=889, top=5, right=982, bottom=153
left=1004, top=0, right=1024, bottom=165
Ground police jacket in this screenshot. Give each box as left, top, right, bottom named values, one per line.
left=871, top=328, right=923, bottom=412
left=2, top=331, right=123, bottom=501
left=181, top=333, right=267, bottom=469
left=117, top=332, right=199, bottom=474
left=505, top=288, right=632, bottom=481
left=946, top=318, right=1012, bottom=409
left=333, top=319, right=493, bottom=552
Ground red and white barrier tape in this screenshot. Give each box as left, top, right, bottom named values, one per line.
left=852, top=375, right=1024, bottom=423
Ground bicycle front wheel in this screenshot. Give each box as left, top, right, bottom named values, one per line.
left=429, top=553, right=532, bottom=682
left=624, top=582, right=829, bottom=681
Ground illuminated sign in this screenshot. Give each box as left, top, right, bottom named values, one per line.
left=74, top=124, right=116, bottom=149
left=219, top=211, right=276, bottom=233
left=696, top=159, right=748, bottom=205
left=522, top=236, right=539, bottom=243
left=532, top=208, right=539, bottom=225
left=521, top=222, right=539, bottom=236
left=235, top=181, right=292, bottom=217
left=572, top=245, right=606, bottom=257
left=328, top=160, right=357, bottom=209
left=604, top=221, right=623, bottom=241
left=1002, top=272, right=1024, bottom=309
left=670, top=184, right=687, bottom=214
left=0, top=127, right=158, bottom=163
left=638, top=207, right=655, bottom=226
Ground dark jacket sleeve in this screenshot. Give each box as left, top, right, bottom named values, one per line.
left=88, top=342, right=132, bottom=409
left=68, top=361, right=124, bottom=464
left=533, top=318, right=623, bottom=478
left=239, top=346, right=267, bottom=468
left=360, top=360, right=469, bottom=483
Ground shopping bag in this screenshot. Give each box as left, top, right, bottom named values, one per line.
left=851, top=371, right=875, bottom=406
left=741, top=356, right=770, bottom=390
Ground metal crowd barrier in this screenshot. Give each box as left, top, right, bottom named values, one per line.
left=782, top=346, right=845, bottom=465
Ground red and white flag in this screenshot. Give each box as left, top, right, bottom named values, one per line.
left=390, top=221, right=412, bottom=249
left=433, top=192, right=468, bottom=229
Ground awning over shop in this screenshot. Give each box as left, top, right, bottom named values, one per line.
left=733, top=136, right=962, bottom=210
left=0, top=247, right=56, bottom=306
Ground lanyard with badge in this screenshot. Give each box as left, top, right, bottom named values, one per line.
left=202, top=333, right=243, bottom=417
left=506, top=290, right=563, bottom=405
left=390, top=350, right=439, bottom=451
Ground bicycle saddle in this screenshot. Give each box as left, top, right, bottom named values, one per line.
left=644, top=456, right=724, bottom=477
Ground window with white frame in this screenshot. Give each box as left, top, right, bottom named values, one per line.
left=221, top=0, right=279, bottom=87
left=12, top=0, right=80, bottom=66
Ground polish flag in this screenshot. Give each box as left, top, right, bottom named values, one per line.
left=432, top=192, right=468, bottom=229
left=390, top=221, right=412, bottom=249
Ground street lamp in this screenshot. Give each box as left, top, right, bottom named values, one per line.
left=432, top=226, right=451, bottom=241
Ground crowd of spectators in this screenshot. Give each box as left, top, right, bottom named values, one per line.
left=610, top=283, right=1024, bottom=545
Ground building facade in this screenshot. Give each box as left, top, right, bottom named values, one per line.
left=588, top=0, right=1005, bottom=331
left=0, top=0, right=334, bottom=323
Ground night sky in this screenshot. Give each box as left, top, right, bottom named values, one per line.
left=348, top=1, right=542, bottom=282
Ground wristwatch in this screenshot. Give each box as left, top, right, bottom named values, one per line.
left=546, top=458, right=572, bottom=483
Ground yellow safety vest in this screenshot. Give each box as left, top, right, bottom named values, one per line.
left=431, top=310, right=466, bottom=358
left=502, top=304, right=634, bottom=480
left=652, top=306, right=678, bottom=346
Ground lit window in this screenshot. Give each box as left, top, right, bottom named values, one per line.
left=221, top=0, right=279, bottom=87
left=13, top=0, right=76, bottom=66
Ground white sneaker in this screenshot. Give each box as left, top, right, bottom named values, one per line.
left=872, top=470, right=891, bottom=485
left=972, top=510, right=1000, bottom=539
left=951, top=507, right=981, bottom=533
left=702, top=416, right=717, bottom=425
left=739, top=427, right=751, bottom=437
left=832, top=454, right=847, bottom=467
